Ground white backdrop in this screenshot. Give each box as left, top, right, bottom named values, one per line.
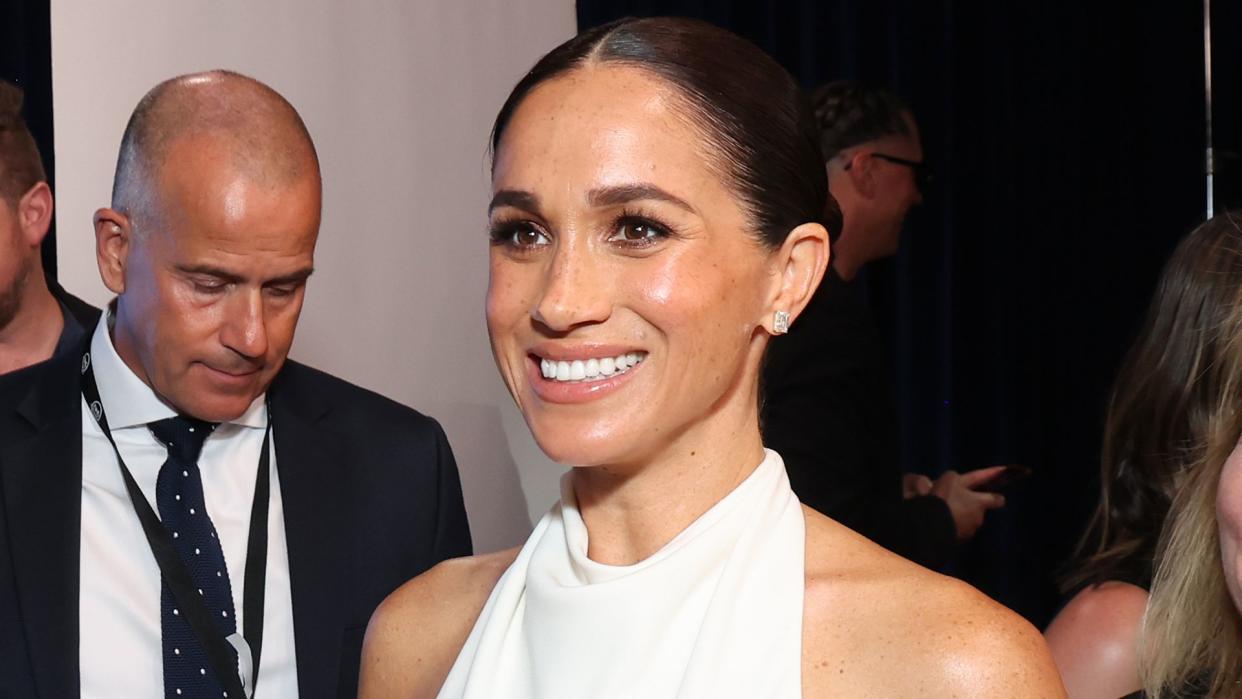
left=50, top=0, right=575, bottom=553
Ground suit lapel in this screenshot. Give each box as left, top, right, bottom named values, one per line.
left=0, top=354, right=83, bottom=697
left=271, top=364, right=352, bottom=697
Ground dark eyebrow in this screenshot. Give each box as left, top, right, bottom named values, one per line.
left=488, top=184, right=697, bottom=216
left=489, top=189, right=540, bottom=215
left=587, top=183, right=696, bottom=214
left=265, top=268, right=315, bottom=287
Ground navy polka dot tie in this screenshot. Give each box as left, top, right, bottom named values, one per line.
left=150, top=416, right=237, bottom=698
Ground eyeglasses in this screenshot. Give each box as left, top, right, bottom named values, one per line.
left=844, top=151, right=932, bottom=190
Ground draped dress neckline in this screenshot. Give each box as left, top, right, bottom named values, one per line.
left=439, top=449, right=806, bottom=699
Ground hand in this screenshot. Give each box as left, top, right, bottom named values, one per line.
left=902, top=473, right=933, bottom=499
left=930, top=465, right=1008, bottom=541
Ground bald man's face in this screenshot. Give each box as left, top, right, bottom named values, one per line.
left=103, top=134, right=320, bottom=421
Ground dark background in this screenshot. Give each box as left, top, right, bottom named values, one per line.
left=2, top=0, right=56, bottom=278
left=579, top=0, right=1241, bottom=626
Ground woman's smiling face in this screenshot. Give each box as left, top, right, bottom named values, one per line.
left=486, top=65, right=779, bottom=468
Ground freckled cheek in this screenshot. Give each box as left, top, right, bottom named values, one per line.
left=485, top=262, right=538, bottom=374
left=485, top=266, right=531, bottom=331
left=627, top=271, right=728, bottom=378
left=640, top=257, right=755, bottom=330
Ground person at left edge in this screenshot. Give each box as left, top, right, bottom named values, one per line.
left=0, top=78, right=100, bottom=375
left=0, top=70, right=472, bottom=698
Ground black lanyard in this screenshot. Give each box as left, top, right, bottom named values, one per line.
left=80, top=348, right=269, bottom=698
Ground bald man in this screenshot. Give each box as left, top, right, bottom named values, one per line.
left=0, top=71, right=471, bottom=698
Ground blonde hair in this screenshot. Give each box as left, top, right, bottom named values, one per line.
left=1142, top=212, right=1242, bottom=697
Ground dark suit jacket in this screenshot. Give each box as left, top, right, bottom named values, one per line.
left=761, top=267, right=956, bottom=570
left=47, top=280, right=102, bottom=344
left=0, top=349, right=472, bottom=698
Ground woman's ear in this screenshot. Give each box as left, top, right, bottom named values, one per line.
left=762, top=221, right=830, bottom=335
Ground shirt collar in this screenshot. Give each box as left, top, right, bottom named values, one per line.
left=89, top=306, right=268, bottom=430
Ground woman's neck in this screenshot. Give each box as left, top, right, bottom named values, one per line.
left=570, top=400, right=766, bottom=566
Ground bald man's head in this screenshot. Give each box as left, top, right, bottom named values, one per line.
left=95, top=70, right=322, bottom=422
left=111, top=70, right=320, bottom=230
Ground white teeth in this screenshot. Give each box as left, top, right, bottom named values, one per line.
left=539, top=352, right=647, bottom=383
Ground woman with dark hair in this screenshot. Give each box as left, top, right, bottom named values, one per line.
left=359, top=17, right=1062, bottom=697
left=1045, top=213, right=1242, bottom=698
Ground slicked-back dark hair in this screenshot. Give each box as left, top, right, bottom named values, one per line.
left=490, top=17, right=838, bottom=246
left=810, top=81, right=912, bottom=162
left=0, top=80, right=47, bottom=205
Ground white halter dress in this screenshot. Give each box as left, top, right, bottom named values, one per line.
left=438, top=449, right=805, bottom=698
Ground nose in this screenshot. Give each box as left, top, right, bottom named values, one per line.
left=530, top=240, right=611, bottom=332
left=220, top=288, right=269, bottom=361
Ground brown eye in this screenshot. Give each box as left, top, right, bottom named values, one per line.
left=489, top=221, right=550, bottom=249
left=609, top=217, right=669, bottom=244
left=514, top=227, right=548, bottom=247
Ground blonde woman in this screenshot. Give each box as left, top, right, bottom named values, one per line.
left=1047, top=212, right=1242, bottom=697
left=1138, top=212, right=1242, bottom=698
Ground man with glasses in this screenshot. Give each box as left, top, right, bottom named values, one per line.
left=821, top=82, right=928, bottom=281
left=762, top=82, right=1004, bottom=571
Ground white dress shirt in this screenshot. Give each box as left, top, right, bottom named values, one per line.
left=79, top=315, right=299, bottom=697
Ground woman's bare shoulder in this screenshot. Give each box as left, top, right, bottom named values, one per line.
left=358, top=548, right=520, bottom=699
left=800, top=507, right=1066, bottom=697
left=1044, top=580, right=1148, bottom=698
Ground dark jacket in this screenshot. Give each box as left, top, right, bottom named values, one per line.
left=0, top=349, right=472, bottom=697
left=761, top=267, right=956, bottom=569
left=48, top=280, right=101, bottom=343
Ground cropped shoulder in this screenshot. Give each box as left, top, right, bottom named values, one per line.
left=271, top=360, right=440, bottom=429
left=359, top=549, right=519, bottom=698
left=801, top=507, right=1066, bottom=697
left=1044, top=580, right=1148, bottom=698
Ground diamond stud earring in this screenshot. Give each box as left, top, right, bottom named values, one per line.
left=773, top=310, right=791, bottom=335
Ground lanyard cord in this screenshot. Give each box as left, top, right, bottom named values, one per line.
left=80, top=349, right=269, bottom=698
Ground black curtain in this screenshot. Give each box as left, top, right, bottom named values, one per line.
left=2, top=0, right=56, bottom=278
left=577, top=1, right=1214, bottom=627
left=1215, top=1, right=1242, bottom=212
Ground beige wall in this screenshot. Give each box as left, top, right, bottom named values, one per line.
left=51, top=0, right=575, bottom=552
